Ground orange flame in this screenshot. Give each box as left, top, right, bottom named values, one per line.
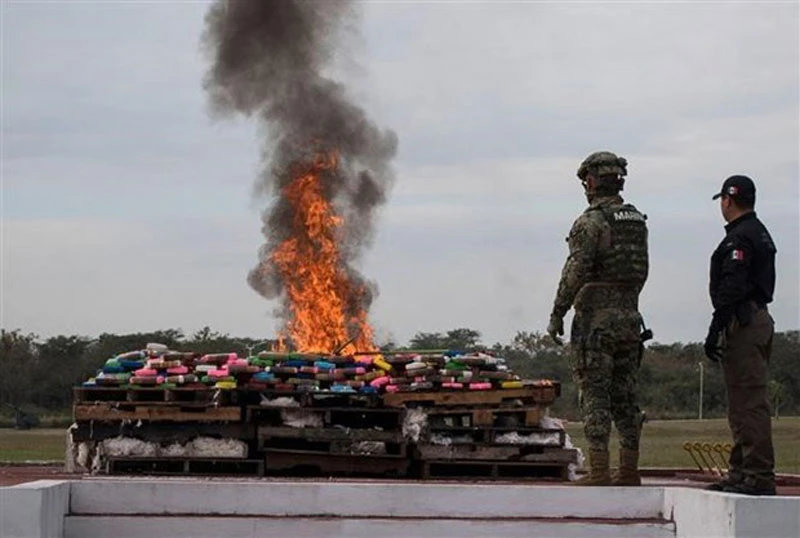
left=271, top=151, right=375, bottom=354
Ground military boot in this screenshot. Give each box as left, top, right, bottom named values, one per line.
left=611, top=448, right=641, bottom=486
left=572, top=449, right=611, bottom=486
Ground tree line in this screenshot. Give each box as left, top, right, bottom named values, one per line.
left=1, top=327, right=798, bottom=420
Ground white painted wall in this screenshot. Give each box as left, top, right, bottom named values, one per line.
left=0, top=480, right=70, bottom=538
left=2, top=479, right=799, bottom=538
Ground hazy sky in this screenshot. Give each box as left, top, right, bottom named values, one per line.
left=2, top=1, right=798, bottom=348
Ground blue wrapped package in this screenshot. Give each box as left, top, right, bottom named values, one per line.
left=253, top=371, right=275, bottom=382
left=314, top=360, right=335, bottom=370
left=359, top=385, right=378, bottom=394
left=119, top=360, right=145, bottom=371
left=284, top=359, right=308, bottom=368
left=330, top=384, right=356, bottom=393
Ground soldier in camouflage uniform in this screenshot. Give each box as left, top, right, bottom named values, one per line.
left=547, top=151, right=649, bottom=486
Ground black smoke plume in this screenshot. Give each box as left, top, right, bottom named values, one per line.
left=201, top=0, right=397, bottom=334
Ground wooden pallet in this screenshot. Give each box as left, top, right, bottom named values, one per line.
left=425, top=406, right=544, bottom=428
left=107, top=457, right=263, bottom=476
left=74, top=386, right=226, bottom=404
left=247, top=405, right=404, bottom=430
left=382, top=385, right=559, bottom=408
left=264, top=449, right=409, bottom=477
left=416, top=444, right=579, bottom=464
left=259, top=427, right=407, bottom=457
left=73, top=403, right=241, bottom=422
left=420, top=459, right=569, bottom=480
left=257, top=425, right=404, bottom=444
left=424, top=426, right=566, bottom=447
left=248, top=389, right=382, bottom=408
left=70, top=421, right=255, bottom=443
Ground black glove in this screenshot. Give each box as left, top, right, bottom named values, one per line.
left=704, top=327, right=724, bottom=362
left=704, top=308, right=731, bottom=362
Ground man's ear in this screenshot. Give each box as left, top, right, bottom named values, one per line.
left=585, top=175, right=596, bottom=190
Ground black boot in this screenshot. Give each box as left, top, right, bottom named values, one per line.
left=705, top=473, right=741, bottom=491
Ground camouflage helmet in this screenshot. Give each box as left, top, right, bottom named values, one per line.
left=576, top=151, right=628, bottom=180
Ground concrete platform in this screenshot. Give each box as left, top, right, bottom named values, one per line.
left=2, top=478, right=799, bottom=538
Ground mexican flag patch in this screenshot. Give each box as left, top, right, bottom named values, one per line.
left=731, top=249, right=744, bottom=261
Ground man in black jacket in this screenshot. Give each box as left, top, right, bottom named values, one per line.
left=704, top=175, right=777, bottom=496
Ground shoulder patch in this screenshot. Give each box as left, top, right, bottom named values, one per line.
left=731, top=249, right=744, bottom=261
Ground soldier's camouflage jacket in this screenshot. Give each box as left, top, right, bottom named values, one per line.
left=551, top=195, right=649, bottom=345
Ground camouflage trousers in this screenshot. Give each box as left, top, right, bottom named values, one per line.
left=570, top=309, right=643, bottom=452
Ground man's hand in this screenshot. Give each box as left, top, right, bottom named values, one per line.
left=547, top=315, right=564, bottom=346
left=704, top=325, right=725, bottom=363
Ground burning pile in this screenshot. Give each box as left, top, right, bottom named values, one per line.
left=82, top=344, right=537, bottom=395
left=202, top=0, right=397, bottom=356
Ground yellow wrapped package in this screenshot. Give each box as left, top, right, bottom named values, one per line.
left=501, top=381, right=523, bottom=389
left=214, top=380, right=237, bottom=390
left=373, top=357, right=393, bottom=373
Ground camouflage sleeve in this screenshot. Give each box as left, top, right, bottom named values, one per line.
left=551, top=212, right=603, bottom=319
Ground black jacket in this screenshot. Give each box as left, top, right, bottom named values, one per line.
left=709, top=212, right=776, bottom=326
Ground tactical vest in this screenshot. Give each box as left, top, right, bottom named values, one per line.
left=587, top=203, right=649, bottom=287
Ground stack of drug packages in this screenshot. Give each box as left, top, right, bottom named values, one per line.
left=83, top=345, right=525, bottom=395
left=244, top=350, right=523, bottom=394
left=83, top=344, right=258, bottom=391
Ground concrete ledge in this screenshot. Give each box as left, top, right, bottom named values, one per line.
left=664, top=487, right=800, bottom=538
left=5, top=479, right=800, bottom=538
left=70, top=480, right=666, bottom=519
left=0, top=480, right=70, bottom=538
left=64, top=516, right=676, bottom=538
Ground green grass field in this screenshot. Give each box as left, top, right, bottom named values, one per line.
left=1, top=418, right=798, bottom=472
left=0, top=428, right=66, bottom=462
left=565, top=417, right=800, bottom=473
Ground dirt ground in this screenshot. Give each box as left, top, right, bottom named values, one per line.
left=0, top=464, right=79, bottom=486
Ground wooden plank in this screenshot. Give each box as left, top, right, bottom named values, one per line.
left=525, top=408, right=544, bottom=426
left=416, top=445, right=578, bottom=463
left=73, top=404, right=241, bottom=422
left=473, top=409, right=494, bottom=426
left=382, top=388, right=537, bottom=408
left=70, top=421, right=255, bottom=442
left=425, top=406, right=546, bottom=429
left=417, top=445, right=523, bottom=460
left=107, top=457, right=262, bottom=476
left=74, top=386, right=222, bottom=404
left=264, top=449, right=409, bottom=476
left=257, top=426, right=404, bottom=443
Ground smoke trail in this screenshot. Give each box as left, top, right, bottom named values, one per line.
left=201, top=0, right=397, bottom=345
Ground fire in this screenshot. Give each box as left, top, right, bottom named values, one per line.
left=271, top=151, right=375, bottom=354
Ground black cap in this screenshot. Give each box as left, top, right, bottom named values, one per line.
left=712, top=175, right=756, bottom=204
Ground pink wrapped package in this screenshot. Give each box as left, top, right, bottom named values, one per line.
left=134, top=368, right=158, bottom=377
left=370, top=375, right=390, bottom=388
left=227, top=358, right=249, bottom=367
left=354, top=356, right=373, bottom=365
left=469, top=382, right=492, bottom=390
left=385, top=384, right=400, bottom=393
left=208, top=369, right=228, bottom=377
left=442, top=382, right=464, bottom=389
left=166, top=365, right=189, bottom=375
